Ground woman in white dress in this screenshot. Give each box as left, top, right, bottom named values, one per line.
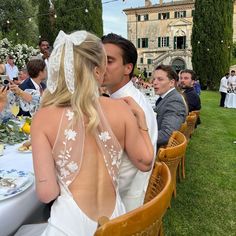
left=15, top=30, right=153, bottom=236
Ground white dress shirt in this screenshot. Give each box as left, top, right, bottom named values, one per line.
left=5, top=63, right=19, bottom=80
left=111, top=80, right=158, bottom=211
left=219, top=76, right=228, bottom=93
left=228, top=75, right=236, bottom=88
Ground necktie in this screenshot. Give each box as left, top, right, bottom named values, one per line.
left=155, top=97, right=162, bottom=106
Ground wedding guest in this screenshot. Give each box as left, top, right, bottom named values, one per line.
left=219, top=73, right=229, bottom=107
left=15, top=30, right=153, bottom=236
left=179, top=69, right=201, bottom=112
left=193, top=79, right=201, bottom=96
left=101, top=33, right=157, bottom=211
left=153, top=65, right=187, bottom=150
left=228, top=70, right=236, bottom=89
left=0, top=82, right=39, bottom=123
left=5, top=55, right=19, bottom=81
left=18, top=59, right=46, bottom=116
left=0, top=86, right=7, bottom=113
left=37, top=38, right=50, bottom=65
left=18, top=68, right=29, bottom=83
left=0, top=59, right=5, bottom=75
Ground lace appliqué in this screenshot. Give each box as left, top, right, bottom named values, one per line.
left=56, top=110, right=78, bottom=185
left=99, top=130, right=122, bottom=186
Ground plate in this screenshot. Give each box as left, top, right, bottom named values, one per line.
left=18, top=149, right=32, bottom=153
left=0, top=169, right=34, bottom=201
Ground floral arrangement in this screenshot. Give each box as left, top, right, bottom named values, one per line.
left=0, top=38, right=39, bottom=69
left=0, top=120, right=28, bottom=145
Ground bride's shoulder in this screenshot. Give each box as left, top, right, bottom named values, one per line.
left=32, top=106, right=64, bottom=125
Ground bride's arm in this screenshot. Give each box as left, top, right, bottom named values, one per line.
left=120, top=98, right=154, bottom=172
left=31, top=110, right=60, bottom=203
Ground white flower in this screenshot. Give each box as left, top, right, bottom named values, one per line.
left=99, top=131, right=111, bottom=142
left=66, top=110, right=74, bottom=121
left=67, top=161, right=78, bottom=172
left=64, top=129, right=77, bottom=141
left=60, top=168, right=70, bottom=178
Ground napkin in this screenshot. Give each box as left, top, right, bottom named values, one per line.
left=0, top=176, right=29, bottom=196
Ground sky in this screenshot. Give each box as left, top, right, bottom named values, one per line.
left=102, top=0, right=172, bottom=38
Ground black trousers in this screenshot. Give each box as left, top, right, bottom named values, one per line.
left=220, top=92, right=227, bottom=107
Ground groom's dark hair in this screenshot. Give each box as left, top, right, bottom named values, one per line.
left=101, top=33, right=137, bottom=79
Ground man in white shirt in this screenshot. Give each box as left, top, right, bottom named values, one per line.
left=219, top=73, right=229, bottom=107
left=5, top=55, right=19, bottom=81
left=101, top=33, right=158, bottom=211
left=228, top=70, right=236, bottom=89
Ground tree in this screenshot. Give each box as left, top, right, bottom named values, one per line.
left=54, top=0, right=103, bottom=38
left=0, top=0, right=39, bottom=46
left=37, top=0, right=56, bottom=46
left=191, top=0, right=234, bottom=90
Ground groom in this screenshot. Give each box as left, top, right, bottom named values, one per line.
left=101, top=33, right=157, bottom=211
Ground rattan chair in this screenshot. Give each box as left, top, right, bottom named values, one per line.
left=185, top=113, right=197, bottom=141
left=94, top=162, right=172, bottom=236
left=157, top=131, right=187, bottom=197
left=190, top=110, right=200, bottom=127
left=179, top=121, right=187, bottom=137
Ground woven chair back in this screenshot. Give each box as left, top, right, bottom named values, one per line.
left=95, top=162, right=172, bottom=236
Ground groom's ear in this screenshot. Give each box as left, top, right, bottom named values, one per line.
left=124, top=63, right=133, bottom=77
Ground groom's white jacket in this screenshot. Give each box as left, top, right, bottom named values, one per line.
left=110, top=80, right=158, bottom=211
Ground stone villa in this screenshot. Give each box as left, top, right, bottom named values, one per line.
left=123, top=0, right=236, bottom=76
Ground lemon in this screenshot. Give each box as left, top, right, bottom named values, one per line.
left=22, top=122, right=31, bottom=134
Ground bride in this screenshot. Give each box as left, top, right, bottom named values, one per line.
left=15, top=30, right=153, bottom=236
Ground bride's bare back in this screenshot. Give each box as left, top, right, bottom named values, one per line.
left=32, top=97, right=153, bottom=221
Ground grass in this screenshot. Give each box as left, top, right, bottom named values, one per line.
left=163, top=91, right=236, bottom=236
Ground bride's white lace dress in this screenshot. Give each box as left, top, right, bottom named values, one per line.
left=15, top=105, right=126, bottom=236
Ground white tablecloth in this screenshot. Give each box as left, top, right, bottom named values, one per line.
left=0, top=144, right=42, bottom=236
left=225, top=93, right=236, bottom=108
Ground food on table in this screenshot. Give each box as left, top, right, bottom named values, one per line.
left=18, top=140, right=32, bottom=152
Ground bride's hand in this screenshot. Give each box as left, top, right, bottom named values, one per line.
left=121, top=96, right=144, bottom=117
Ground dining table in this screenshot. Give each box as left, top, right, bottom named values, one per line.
left=0, top=144, right=43, bottom=236
left=224, top=93, right=236, bottom=108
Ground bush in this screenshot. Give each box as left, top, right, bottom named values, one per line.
left=0, top=38, right=39, bottom=69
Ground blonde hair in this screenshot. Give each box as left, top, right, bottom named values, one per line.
left=41, top=32, right=106, bottom=132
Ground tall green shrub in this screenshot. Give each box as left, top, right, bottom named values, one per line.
left=192, top=0, right=233, bottom=90
left=54, top=0, right=103, bottom=37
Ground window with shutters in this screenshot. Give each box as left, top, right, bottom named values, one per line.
left=137, top=14, right=149, bottom=21
left=138, top=38, right=149, bottom=48
left=174, top=11, right=186, bottom=18
left=158, top=37, right=169, bottom=47
left=158, top=12, right=170, bottom=20
left=140, top=57, right=143, bottom=63
left=147, top=59, right=152, bottom=65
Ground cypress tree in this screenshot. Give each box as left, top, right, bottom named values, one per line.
left=54, top=0, right=103, bottom=37
left=37, top=0, right=57, bottom=46
left=192, top=0, right=233, bottom=90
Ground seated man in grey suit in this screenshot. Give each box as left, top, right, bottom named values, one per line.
left=153, top=64, right=187, bottom=150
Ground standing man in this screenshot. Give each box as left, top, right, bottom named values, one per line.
left=153, top=65, right=187, bottom=149
left=37, top=38, right=50, bottom=66
left=228, top=70, right=236, bottom=89
left=5, top=55, right=19, bottom=81
left=101, top=33, right=157, bottom=211
left=179, top=69, right=201, bottom=112
left=219, top=73, right=229, bottom=107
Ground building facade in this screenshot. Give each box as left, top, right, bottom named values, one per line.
left=124, top=0, right=236, bottom=76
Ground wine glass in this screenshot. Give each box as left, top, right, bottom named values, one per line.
left=10, top=103, right=20, bottom=117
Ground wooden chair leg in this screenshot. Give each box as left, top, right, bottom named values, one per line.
left=182, top=155, right=186, bottom=179
left=158, top=222, right=164, bottom=236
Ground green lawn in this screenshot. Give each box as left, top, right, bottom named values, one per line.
left=163, top=91, right=236, bottom=236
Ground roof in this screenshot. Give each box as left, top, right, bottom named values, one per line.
left=123, top=0, right=195, bottom=13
